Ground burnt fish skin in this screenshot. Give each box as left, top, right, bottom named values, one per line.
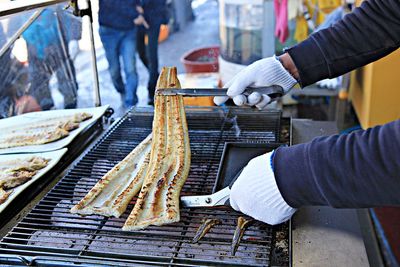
left=192, top=217, right=221, bottom=243
left=231, top=216, right=253, bottom=256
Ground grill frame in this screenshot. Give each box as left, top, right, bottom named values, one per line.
left=0, top=107, right=290, bottom=266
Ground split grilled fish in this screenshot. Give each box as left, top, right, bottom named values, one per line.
left=0, top=112, right=92, bottom=149
left=123, top=67, right=191, bottom=231
left=71, top=134, right=152, bottom=217
left=0, top=156, right=49, bottom=189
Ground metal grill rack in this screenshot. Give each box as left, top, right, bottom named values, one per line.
left=0, top=107, right=289, bottom=266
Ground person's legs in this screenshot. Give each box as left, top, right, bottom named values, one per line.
left=99, top=26, right=125, bottom=95
left=146, top=23, right=161, bottom=104
left=52, top=45, right=78, bottom=109
left=120, top=28, right=138, bottom=107
left=136, top=26, right=148, bottom=68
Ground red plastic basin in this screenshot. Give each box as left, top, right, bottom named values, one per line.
left=181, top=46, right=220, bottom=73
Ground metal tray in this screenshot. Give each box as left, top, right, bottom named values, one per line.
left=0, top=105, right=109, bottom=155
left=0, top=148, right=67, bottom=214
left=213, top=142, right=283, bottom=193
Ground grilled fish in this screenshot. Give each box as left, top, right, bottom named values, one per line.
left=0, top=112, right=92, bottom=149
left=0, top=157, right=49, bottom=172
left=123, top=67, right=191, bottom=231
left=192, top=217, right=221, bottom=243
left=0, top=156, right=49, bottom=189
left=71, top=134, right=152, bottom=217
left=231, top=216, right=254, bottom=256
left=0, top=188, right=11, bottom=204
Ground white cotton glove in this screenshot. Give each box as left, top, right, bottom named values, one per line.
left=316, top=77, right=342, bottom=89
left=214, top=57, right=298, bottom=109
left=230, top=152, right=297, bottom=225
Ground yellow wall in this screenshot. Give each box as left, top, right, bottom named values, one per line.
left=350, top=49, right=400, bottom=128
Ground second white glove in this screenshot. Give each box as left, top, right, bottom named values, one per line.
left=230, top=151, right=297, bottom=225
left=214, top=57, right=298, bottom=109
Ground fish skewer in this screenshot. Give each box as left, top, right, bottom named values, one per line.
left=231, top=216, right=254, bottom=256
left=192, top=217, right=221, bottom=243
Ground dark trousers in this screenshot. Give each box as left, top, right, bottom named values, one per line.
left=136, top=23, right=161, bottom=103
left=28, top=46, right=78, bottom=110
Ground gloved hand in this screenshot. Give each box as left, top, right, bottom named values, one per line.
left=230, top=151, right=297, bottom=225
left=316, top=77, right=342, bottom=89
left=214, top=57, right=297, bottom=109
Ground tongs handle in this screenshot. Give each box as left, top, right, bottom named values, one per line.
left=240, top=86, right=283, bottom=98
left=156, top=85, right=284, bottom=97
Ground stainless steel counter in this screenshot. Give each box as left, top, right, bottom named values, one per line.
left=290, top=119, right=376, bottom=267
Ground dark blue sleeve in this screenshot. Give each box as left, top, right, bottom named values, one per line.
left=287, top=0, right=400, bottom=87
left=273, top=120, right=400, bottom=208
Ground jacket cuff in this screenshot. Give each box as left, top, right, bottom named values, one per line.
left=286, top=36, right=330, bottom=87
left=272, top=144, right=327, bottom=208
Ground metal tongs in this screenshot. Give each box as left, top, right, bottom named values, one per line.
left=156, top=85, right=284, bottom=98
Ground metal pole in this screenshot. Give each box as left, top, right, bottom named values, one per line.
left=80, top=0, right=101, bottom=107
left=0, top=0, right=67, bottom=17
left=0, top=9, right=43, bottom=58
left=262, top=0, right=275, bottom=57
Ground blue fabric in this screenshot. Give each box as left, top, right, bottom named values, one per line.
left=23, top=9, right=59, bottom=60
left=314, top=6, right=344, bottom=32
left=137, top=23, right=161, bottom=102
left=58, top=9, right=82, bottom=42
left=140, top=0, right=168, bottom=26
left=98, top=0, right=139, bottom=30
left=274, top=120, right=400, bottom=208
left=287, top=0, right=400, bottom=87
left=23, top=7, right=79, bottom=110
left=276, top=1, right=400, bottom=208
left=99, top=26, right=138, bottom=106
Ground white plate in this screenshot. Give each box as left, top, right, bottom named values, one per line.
left=0, top=148, right=67, bottom=213
left=0, top=105, right=109, bottom=155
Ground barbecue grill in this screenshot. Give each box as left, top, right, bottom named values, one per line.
left=0, top=107, right=291, bottom=266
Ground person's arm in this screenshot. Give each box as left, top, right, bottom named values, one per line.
left=227, top=0, right=400, bottom=225
left=274, top=120, right=400, bottom=208
left=216, top=0, right=400, bottom=108
left=287, top=0, right=400, bottom=87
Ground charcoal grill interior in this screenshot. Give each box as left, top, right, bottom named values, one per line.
left=0, top=107, right=289, bottom=266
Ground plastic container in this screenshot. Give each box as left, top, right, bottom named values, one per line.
left=180, top=46, right=219, bottom=73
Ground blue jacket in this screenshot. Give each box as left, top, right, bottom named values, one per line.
left=276, top=0, right=400, bottom=208
left=22, top=6, right=81, bottom=59
left=23, top=9, right=59, bottom=59
left=98, top=0, right=139, bottom=30
left=139, top=0, right=168, bottom=26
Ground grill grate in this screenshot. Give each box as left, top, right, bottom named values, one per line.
left=0, top=107, right=288, bottom=266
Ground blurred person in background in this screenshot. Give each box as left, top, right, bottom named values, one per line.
left=23, top=6, right=81, bottom=110
left=0, top=23, right=18, bottom=118
left=98, top=0, right=141, bottom=108
left=0, top=22, right=39, bottom=118
left=135, top=0, right=169, bottom=106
